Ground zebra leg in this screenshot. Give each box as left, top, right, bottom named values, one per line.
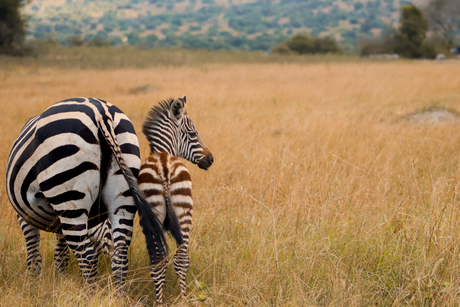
left=173, top=210, right=192, bottom=300
left=174, top=243, right=190, bottom=299
left=54, top=232, right=69, bottom=274
left=17, top=214, right=42, bottom=277
left=53, top=220, right=112, bottom=276
left=59, top=213, right=98, bottom=284
left=108, top=216, right=133, bottom=290
left=103, top=170, right=135, bottom=289
left=102, top=145, right=141, bottom=289
left=151, top=253, right=168, bottom=306
left=89, top=219, right=113, bottom=257
left=170, top=161, right=193, bottom=300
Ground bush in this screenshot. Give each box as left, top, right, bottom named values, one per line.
left=272, top=44, right=291, bottom=54
left=284, top=34, right=315, bottom=53
left=419, top=37, right=450, bottom=59
left=22, top=38, right=52, bottom=57
left=69, top=36, right=85, bottom=47
left=420, top=41, right=437, bottom=59
left=314, top=36, right=342, bottom=54
left=360, top=35, right=397, bottom=56
left=273, top=33, right=342, bottom=55
left=87, top=38, right=110, bottom=47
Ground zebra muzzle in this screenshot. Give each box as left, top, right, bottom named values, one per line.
left=197, top=150, right=214, bottom=170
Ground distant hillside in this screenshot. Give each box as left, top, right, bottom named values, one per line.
left=24, top=0, right=430, bottom=51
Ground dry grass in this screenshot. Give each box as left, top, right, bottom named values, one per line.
left=0, top=45, right=363, bottom=70
left=1, top=58, right=460, bottom=306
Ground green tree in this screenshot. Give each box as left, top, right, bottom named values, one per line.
left=395, top=5, right=429, bottom=58
left=0, top=0, right=28, bottom=55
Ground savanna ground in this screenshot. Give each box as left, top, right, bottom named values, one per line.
left=1, top=48, right=460, bottom=306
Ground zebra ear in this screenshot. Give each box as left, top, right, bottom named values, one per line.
left=170, top=98, right=185, bottom=122
left=180, top=95, right=187, bottom=104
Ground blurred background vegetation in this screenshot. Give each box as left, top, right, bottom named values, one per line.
left=22, top=0, right=417, bottom=51
left=0, top=0, right=459, bottom=61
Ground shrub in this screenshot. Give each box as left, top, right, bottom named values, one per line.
left=314, top=36, right=342, bottom=54
left=87, top=38, right=110, bottom=47
left=360, top=35, right=397, bottom=56
left=284, top=34, right=315, bottom=54
left=272, top=44, right=291, bottom=54
left=69, top=36, right=85, bottom=47
left=273, top=33, right=342, bottom=55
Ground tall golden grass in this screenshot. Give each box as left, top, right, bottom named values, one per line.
left=1, top=57, right=460, bottom=306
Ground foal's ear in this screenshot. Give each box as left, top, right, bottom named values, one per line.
left=170, top=97, right=185, bottom=122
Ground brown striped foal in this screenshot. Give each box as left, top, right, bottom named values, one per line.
left=140, top=96, right=213, bottom=305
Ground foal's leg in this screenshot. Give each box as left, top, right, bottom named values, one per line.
left=170, top=163, right=193, bottom=300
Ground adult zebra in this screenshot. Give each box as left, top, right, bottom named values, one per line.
left=139, top=96, right=213, bottom=305
left=6, top=97, right=167, bottom=286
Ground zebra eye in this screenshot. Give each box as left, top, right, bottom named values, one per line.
left=189, top=132, right=197, bottom=138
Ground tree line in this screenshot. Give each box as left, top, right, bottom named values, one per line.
left=1, top=0, right=459, bottom=57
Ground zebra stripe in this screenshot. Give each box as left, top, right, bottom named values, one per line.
left=49, top=96, right=213, bottom=303
left=142, top=96, right=214, bottom=170
left=139, top=152, right=193, bottom=305
left=53, top=220, right=114, bottom=275
left=6, top=97, right=166, bottom=286
left=139, top=96, right=213, bottom=305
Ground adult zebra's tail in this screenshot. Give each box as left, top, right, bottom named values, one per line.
left=96, top=111, right=168, bottom=264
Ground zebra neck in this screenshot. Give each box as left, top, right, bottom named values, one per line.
left=149, top=144, right=177, bottom=157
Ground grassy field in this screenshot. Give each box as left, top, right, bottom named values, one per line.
left=0, top=45, right=366, bottom=69
left=1, top=51, right=460, bottom=306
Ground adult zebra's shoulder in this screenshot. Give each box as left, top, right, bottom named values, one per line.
left=6, top=97, right=166, bottom=286
left=140, top=96, right=213, bottom=305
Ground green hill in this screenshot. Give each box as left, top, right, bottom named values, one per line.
left=24, top=0, right=430, bottom=51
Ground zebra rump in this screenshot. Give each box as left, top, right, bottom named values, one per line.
left=6, top=97, right=168, bottom=283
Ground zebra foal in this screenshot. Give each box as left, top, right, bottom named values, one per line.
left=139, top=96, right=213, bottom=305
left=6, top=97, right=166, bottom=287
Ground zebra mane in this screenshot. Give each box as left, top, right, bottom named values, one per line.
left=142, top=98, right=175, bottom=151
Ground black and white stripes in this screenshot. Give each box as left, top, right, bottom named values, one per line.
left=139, top=96, right=214, bottom=305
left=6, top=97, right=166, bottom=286
left=139, top=152, right=194, bottom=305
left=6, top=96, right=213, bottom=303
left=142, top=96, right=214, bottom=170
